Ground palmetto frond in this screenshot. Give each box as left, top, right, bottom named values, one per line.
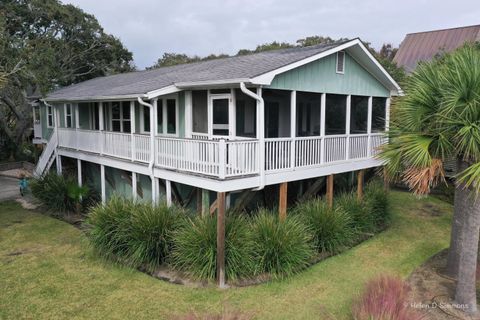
left=379, top=44, right=480, bottom=194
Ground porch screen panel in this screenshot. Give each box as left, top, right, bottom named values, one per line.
left=350, top=96, right=368, bottom=134
left=111, top=102, right=121, bottom=132
left=325, top=94, right=347, bottom=135
left=296, top=91, right=321, bottom=137
left=192, top=90, right=207, bottom=133
left=235, top=89, right=256, bottom=138
left=122, top=101, right=131, bottom=133
left=372, top=97, right=387, bottom=132
left=166, top=99, right=176, bottom=134
left=263, top=89, right=291, bottom=138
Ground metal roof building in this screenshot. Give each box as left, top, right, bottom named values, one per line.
left=394, top=24, right=480, bottom=73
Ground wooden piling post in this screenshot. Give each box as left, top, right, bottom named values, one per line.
left=196, top=188, right=202, bottom=215
left=279, top=182, right=288, bottom=221
left=357, top=170, right=364, bottom=201
left=383, top=166, right=389, bottom=192
left=201, top=189, right=210, bottom=217
left=216, top=192, right=226, bottom=288
left=326, top=174, right=334, bottom=208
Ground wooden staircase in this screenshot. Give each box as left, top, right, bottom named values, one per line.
left=34, top=129, right=57, bottom=177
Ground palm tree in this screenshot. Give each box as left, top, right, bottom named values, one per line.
left=380, top=44, right=480, bottom=314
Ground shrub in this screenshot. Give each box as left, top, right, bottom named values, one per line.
left=87, top=196, right=182, bottom=270
left=171, top=213, right=254, bottom=281
left=352, top=275, right=422, bottom=320
left=336, top=192, right=376, bottom=234
left=364, top=180, right=390, bottom=229
left=31, top=172, right=99, bottom=215
left=250, top=210, right=314, bottom=278
left=294, top=199, right=355, bottom=254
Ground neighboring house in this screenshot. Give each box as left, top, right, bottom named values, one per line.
left=33, top=38, right=401, bottom=213
left=394, top=24, right=480, bottom=176
left=394, top=24, right=480, bottom=73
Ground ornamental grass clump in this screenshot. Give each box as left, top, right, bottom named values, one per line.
left=250, top=210, right=314, bottom=278
left=364, top=180, right=390, bottom=229
left=294, top=199, right=355, bottom=254
left=336, top=192, right=376, bottom=234
left=87, top=196, right=182, bottom=271
left=352, top=275, right=422, bottom=320
left=171, top=214, right=254, bottom=281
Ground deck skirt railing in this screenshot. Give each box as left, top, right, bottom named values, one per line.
left=57, top=128, right=385, bottom=179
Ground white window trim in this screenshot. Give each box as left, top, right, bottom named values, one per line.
left=336, top=51, right=345, bottom=74
left=64, top=103, right=72, bottom=128
left=47, top=105, right=54, bottom=128
left=152, top=94, right=179, bottom=137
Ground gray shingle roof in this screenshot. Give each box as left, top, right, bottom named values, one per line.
left=46, top=41, right=347, bottom=101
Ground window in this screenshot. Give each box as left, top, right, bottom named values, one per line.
left=371, top=97, right=387, bottom=132
left=166, top=99, right=177, bottom=134
left=88, top=103, right=99, bottom=130
left=142, top=105, right=150, bottom=133
left=350, top=96, right=369, bottom=134
left=154, top=96, right=178, bottom=135
left=192, top=90, right=208, bottom=134
left=110, top=101, right=131, bottom=133
left=325, top=94, right=347, bottom=135
left=296, top=92, right=321, bottom=137
left=47, top=105, right=54, bottom=127
left=64, top=104, right=72, bottom=128
left=336, top=51, right=345, bottom=74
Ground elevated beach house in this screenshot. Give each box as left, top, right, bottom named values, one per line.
left=33, top=38, right=401, bottom=215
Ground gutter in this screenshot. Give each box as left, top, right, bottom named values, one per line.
left=137, top=98, right=155, bottom=172
left=239, top=82, right=265, bottom=190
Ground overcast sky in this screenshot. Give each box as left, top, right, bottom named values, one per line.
left=64, top=0, right=479, bottom=70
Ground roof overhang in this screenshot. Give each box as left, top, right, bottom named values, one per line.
left=44, top=93, right=147, bottom=103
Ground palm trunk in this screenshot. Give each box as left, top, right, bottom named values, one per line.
left=446, top=159, right=468, bottom=277
left=454, top=167, right=480, bottom=314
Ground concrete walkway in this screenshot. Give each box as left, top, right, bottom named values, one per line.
left=0, top=176, right=20, bottom=201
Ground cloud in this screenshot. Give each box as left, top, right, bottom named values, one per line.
left=64, top=0, right=480, bottom=69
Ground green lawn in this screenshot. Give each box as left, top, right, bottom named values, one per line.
left=0, top=191, right=452, bottom=319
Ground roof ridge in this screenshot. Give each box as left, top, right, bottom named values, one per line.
left=406, top=24, right=480, bottom=36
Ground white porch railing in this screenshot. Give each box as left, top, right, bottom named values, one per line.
left=56, top=128, right=385, bottom=179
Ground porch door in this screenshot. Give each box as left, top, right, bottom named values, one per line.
left=209, top=94, right=232, bottom=139
left=33, top=105, right=42, bottom=139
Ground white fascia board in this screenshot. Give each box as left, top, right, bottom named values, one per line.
left=43, top=94, right=147, bottom=103
left=145, top=85, right=182, bottom=100
left=174, top=78, right=252, bottom=89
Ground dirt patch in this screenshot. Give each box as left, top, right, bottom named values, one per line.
left=418, top=203, right=445, bottom=217
left=406, top=249, right=479, bottom=319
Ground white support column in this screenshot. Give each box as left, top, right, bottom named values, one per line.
left=162, top=99, right=167, bottom=136
left=77, top=159, right=82, bottom=187
left=151, top=177, right=158, bottom=205
left=367, top=96, right=373, bottom=156
left=165, top=180, right=172, bottom=207
left=56, top=154, right=62, bottom=175
left=75, top=103, right=80, bottom=128
left=320, top=93, right=326, bottom=164
left=345, top=95, right=351, bottom=160
left=185, top=91, right=193, bottom=138
left=99, top=102, right=104, bottom=155
left=207, top=89, right=212, bottom=138
left=385, top=97, right=391, bottom=133
left=219, top=139, right=226, bottom=179
left=290, top=90, right=296, bottom=169
left=130, top=101, right=135, bottom=161
left=230, top=88, right=236, bottom=139
left=153, top=99, right=158, bottom=136
left=100, top=164, right=106, bottom=203
left=132, top=172, right=137, bottom=201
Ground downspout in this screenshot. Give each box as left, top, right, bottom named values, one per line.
left=240, top=82, right=265, bottom=190
left=137, top=97, right=155, bottom=173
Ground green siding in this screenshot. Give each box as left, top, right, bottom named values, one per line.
left=267, top=52, right=390, bottom=97
left=40, top=104, right=53, bottom=140
left=178, top=91, right=185, bottom=138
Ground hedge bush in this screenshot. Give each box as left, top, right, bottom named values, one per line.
left=336, top=192, right=376, bottom=234
left=294, top=199, right=355, bottom=254
left=250, top=210, right=314, bottom=278
left=87, top=196, right=182, bottom=271
left=171, top=213, right=254, bottom=281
